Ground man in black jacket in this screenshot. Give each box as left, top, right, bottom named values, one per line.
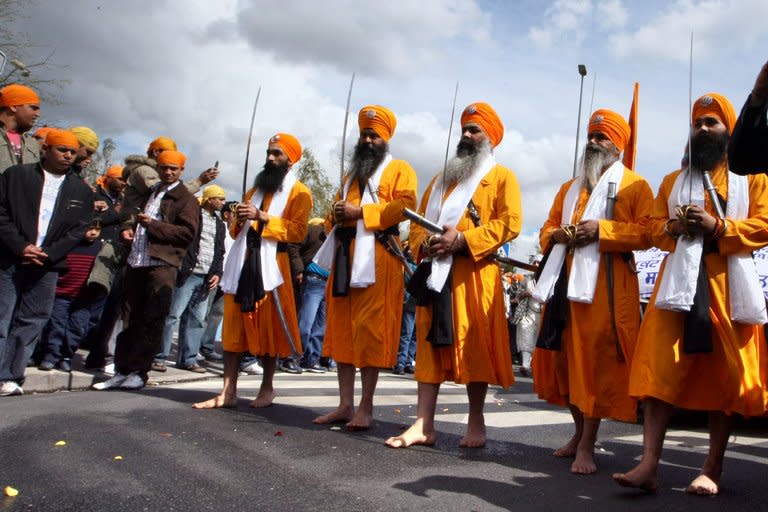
left=154, top=185, right=226, bottom=372
left=0, top=129, right=94, bottom=396
left=729, top=60, right=768, bottom=174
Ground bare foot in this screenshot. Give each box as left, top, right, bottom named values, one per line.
left=571, top=447, right=597, bottom=474
left=686, top=473, right=719, bottom=496
left=553, top=436, right=579, bottom=458
left=612, top=464, right=659, bottom=493
left=313, top=405, right=354, bottom=425
left=385, top=423, right=437, bottom=448
left=459, top=422, right=486, bottom=448
left=248, top=389, right=275, bottom=408
left=192, top=393, right=237, bottom=409
left=346, top=409, right=372, bottom=431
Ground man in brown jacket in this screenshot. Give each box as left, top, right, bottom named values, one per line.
left=94, top=150, right=200, bottom=391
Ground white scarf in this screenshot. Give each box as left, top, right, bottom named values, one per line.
left=220, top=170, right=297, bottom=294
left=532, top=160, right=624, bottom=304
left=313, top=154, right=392, bottom=288
left=654, top=169, right=766, bottom=324
left=423, top=153, right=495, bottom=292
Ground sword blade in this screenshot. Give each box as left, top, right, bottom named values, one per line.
left=242, top=86, right=262, bottom=200
left=340, top=72, right=356, bottom=197
left=438, top=81, right=459, bottom=217
left=271, top=289, right=301, bottom=359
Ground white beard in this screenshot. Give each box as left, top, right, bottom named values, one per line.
left=444, top=138, right=492, bottom=184
left=580, top=146, right=617, bottom=192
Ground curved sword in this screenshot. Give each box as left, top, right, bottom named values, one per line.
left=242, top=86, right=262, bottom=200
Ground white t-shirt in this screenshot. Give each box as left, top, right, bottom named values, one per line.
left=36, top=170, right=67, bottom=247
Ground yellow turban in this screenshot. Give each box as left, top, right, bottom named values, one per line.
left=148, top=136, right=177, bottom=154
left=308, top=217, right=325, bottom=226
left=0, top=84, right=40, bottom=107
left=692, top=92, right=736, bottom=135
left=44, top=129, right=79, bottom=149
left=69, top=126, right=99, bottom=152
left=269, top=132, right=302, bottom=164
left=358, top=105, right=397, bottom=142
left=461, top=102, right=504, bottom=147
left=588, top=109, right=631, bottom=152
left=156, top=150, right=186, bottom=168
left=202, top=184, right=226, bottom=201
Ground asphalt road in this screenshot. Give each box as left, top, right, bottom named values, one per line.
left=1, top=372, right=767, bottom=511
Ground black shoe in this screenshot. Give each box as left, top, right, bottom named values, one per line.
left=303, top=363, right=326, bottom=374
left=279, top=359, right=302, bottom=374
left=58, top=360, right=71, bottom=372
left=39, top=360, right=55, bottom=371
left=404, top=365, right=415, bottom=374
left=202, top=351, right=223, bottom=362
left=392, top=365, right=404, bottom=375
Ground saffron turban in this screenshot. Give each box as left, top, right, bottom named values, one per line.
left=44, top=129, right=79, bottom=149
left=461, top=102, right=504, bottom=147
left=358, top=105, right=397, bottom=142
left=269, top=132, right=302, bottom=164
left=148, top=136, right=177, bottom=154
left=34, top=126, right=54, bottom=140
left=202, top=184, right=226, bottom=200
left=0, top=84, right=40, bottom=107
left=588, top=109, right=630, bottom=152
left=105, top=164, right=124, bottom=178
left=69, top=126, right=99, bottom=152
left=692, top=92, right=736, bottom=134
left=156, top=150, right=186, bottom=168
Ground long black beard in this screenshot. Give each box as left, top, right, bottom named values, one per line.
left=349, top=141, right=388, bottom=184
left=253, top=161, right=290, bottom=194
left=690, top=130, right=729, bottom=172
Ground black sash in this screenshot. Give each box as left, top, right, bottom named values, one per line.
left=535, top=247, right=569, bottom=351
left=331, top=227, right=356, bottom=297
left=682, top=248, right=713, bottom=354
left=235, top=225, right=265, bottom=312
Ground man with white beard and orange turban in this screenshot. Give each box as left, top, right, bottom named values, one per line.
left=531, top=102, right=654, bottom=475
left=385, top=102, right=521, bottom=449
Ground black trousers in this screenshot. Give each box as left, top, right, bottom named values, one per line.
left=114, top=265, right=177, bottom=381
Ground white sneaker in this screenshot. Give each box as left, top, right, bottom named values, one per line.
left=102, top=363, right=115, bottom=376
left=242, top=361, right=263, bottom=375
left=92, top=373, right=128, bottom=390
left=119, top=372, right=145, bottom=390
left=0, top=381, right=23, bottom=396
left=195, top=353, right=205, bottom=362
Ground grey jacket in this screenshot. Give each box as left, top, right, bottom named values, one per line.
left=0, top=122, right=39, bottom=174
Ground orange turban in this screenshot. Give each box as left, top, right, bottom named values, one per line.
left=148, top=136, right=177, bottom=154
left=0, top=84, right=40, bottom=107
left=34, top=126, right=54, bottom=140
left=44, top=129, right=79, bottom=149
left=269, top=132, right=302, bottom=164
left=588, top=109, right=631, bottom=152
left=461, top=102, right=504, bottom=147
left=156, top=150, right=186, bottom=168
left=692, top=92, right=736, bottom=134
left=358, top=105, right=397, bottom=142
left=105, top=164, right=124, bottom=178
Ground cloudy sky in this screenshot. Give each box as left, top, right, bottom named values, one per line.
left=8, top=0, right=768, bottom=259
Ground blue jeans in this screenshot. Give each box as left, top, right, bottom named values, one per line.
left=199, top=287, right=223, bottom=355
left=298, top=274, right=326, bottom=367
left=158, top=273, right=211, bottom=367
left=0, top=265, right=58, bottom=383
left=396, top=303, right=416, bottom=368
left=41, top=292, right=106, bottom=364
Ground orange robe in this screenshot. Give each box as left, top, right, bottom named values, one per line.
left=322, top=159, right=417, bottom=368
left=411, top=164, right=522, bottom=387
left=532, top=169, right=653, bottom=422
left=222, top=182, right=312, bottom=357
left=629, top=164, right=768, bottom=416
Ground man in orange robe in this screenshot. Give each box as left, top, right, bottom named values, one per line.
left=531, top=108, right=654, bottom=474
left=313, top=105, right=417, bottom=430
left=385, top=102, right=522, bottom=449
left=193, top=133, right=311, bottom=409
left=613, top=93, right=768, bottom=495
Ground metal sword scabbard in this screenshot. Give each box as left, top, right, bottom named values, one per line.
left=604, top=181, right=625, bottom=362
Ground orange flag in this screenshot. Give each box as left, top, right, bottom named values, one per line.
left=622, top=82, right=639, bottom=171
